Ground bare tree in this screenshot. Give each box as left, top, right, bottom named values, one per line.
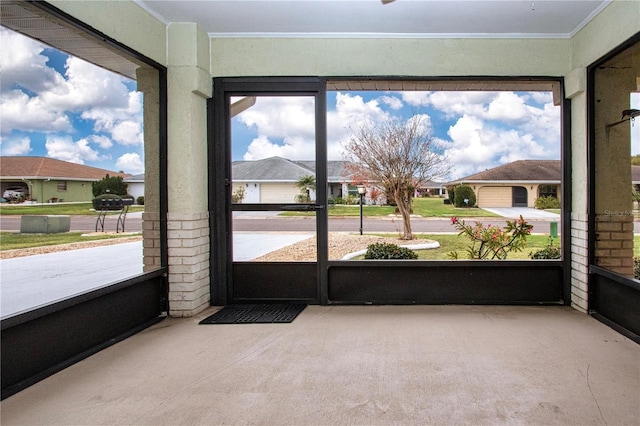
left=343, top=115, right=450, bottom=240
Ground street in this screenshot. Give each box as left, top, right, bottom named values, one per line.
left=0, top=212, right=566, bottom=234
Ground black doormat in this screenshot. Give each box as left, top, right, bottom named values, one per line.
left=199, top=303, right=307, bottom=324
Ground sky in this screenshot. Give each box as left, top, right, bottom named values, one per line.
left=0, top=27, right=144, bottom=175
left=2, top=26, right=638, bottom=180
left=232, top=90, right=563, bottom=180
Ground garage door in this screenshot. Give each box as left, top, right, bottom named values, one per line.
left=260, top=183, right=299, bottom=203
left=478, top=186, right=511, bottom=207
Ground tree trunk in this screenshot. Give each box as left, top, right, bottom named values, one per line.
left=395, top=189, right=413, bottom=240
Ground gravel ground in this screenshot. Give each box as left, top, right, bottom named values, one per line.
left=254, top=232, right=428, bottom=261
left=0, top=235, right=142, bottom=260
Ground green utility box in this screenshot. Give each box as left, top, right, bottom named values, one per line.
left=20, top=215, right=71, bottom=234
left=550, top=221, right=558, bottom=238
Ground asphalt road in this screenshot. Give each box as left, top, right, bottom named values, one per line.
left=0, top=213, right=562, bottom=234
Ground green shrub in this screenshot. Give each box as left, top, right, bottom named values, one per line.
left=333, top=196, right=345, bottom=204
left=136, top=196, right=145, bottom=205
left=453, top=185, right=476, bottom=208
left=529, top=237, right=561, bottom=259
left=634, top=257, right=640, bottom=280
left=344, top=195, right=358, bottom=205
left=364, top=243, right=418, bottom=260
left=534, top=195, right=560, bottom=209
left=446, top=185, right=456, bottom=204
left=92, top=174, right=128, bottom=197
left=92, top=193, right=123, bottom=211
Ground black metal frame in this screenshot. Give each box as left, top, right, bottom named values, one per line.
left=0, top=1, right=170, bottom=399
left=209, top=77, right=328, bottom=305
left=587, top=32, right=640, bottom=343
left=209, top=76, right=570, bottom=307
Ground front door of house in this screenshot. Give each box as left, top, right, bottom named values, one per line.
left=210, top=78, right=327, bottom=304
left=512, top=186, right=528, bottom=207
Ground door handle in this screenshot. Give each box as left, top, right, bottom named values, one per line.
left=281, top=204, right=325, bottom=211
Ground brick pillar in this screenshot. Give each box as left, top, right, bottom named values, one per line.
left=165, top=23, right=212, bottom=317
left=594, top=213, right=634, bottom=277
left=142, top=212, right=162, bottom=272
left=570, top=213, right=589, bottom=312
left=167, top=212, right=210, bottom=316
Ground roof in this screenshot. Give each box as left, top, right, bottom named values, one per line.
left=232, top=156, right=351, bottom=183
left=0, top=157, right=129, bottom=181
left=124, top=173, right=145, bottom=182
left=453, top=160, right=561, bottom=183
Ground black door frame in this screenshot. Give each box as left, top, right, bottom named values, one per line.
left=209, top=77, right=328, bottom=305
left=209, top=76, right=570, bottom=307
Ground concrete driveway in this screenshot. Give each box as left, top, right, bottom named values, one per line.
left=482, top=207, right=560, bottom=219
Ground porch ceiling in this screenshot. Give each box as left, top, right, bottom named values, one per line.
left=0, top=1, right=611, bottom=82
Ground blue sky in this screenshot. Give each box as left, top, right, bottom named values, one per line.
left=232, top=90, right=563, bottom=180
left=1, top=27, right=144, bottom=174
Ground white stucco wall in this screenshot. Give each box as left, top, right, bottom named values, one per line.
left=211, top=37, right=571, bottom=77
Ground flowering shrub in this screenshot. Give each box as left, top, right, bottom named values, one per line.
left=448, top=215, right=533, bottom=260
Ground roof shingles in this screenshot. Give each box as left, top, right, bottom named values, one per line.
left=454, top=160, right=561, bottom=182
left=0, top=157, right=128, bottom=180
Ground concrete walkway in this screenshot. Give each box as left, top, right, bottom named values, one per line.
left=482, top=207, right=560, bottom=219
left=1, top=305, right=638, bottom=425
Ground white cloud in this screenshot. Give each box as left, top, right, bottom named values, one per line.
left=243, top=135, right=314, bottom=161
left=235, top=96, right=317, bottom=161
left=0, top=90, right=72, bottom=134
left=45, top=135, right=102, bottom=165
left=1, top=26, right=143, bottom=166
left=116, top=152, right=144, bottom=174
left=444, top=112, right=553, bottom=179
left=42, top=56, right=132, bottom=111
left=0, top=27, right=65, bottom=94
left=379, top=95, right=403, bottom=110
left=328, top=92, right=391, bottom=160
left=90, top=135, right=113, bottom=149
left=0, top=136, right=32, bottom=155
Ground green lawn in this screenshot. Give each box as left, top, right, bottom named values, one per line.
left=281, top=197, right=500, bottom=218
left=0, top=231, right=140, bottom=251
left=0, top=202, right=144, bottom=216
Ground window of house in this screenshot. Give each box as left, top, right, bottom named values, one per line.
left=57, top=181, right=67, bottom=191
left=539, top=185, right=557, bottom=198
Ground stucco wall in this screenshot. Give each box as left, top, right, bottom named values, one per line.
left=211, top=37, right=570, bottom=77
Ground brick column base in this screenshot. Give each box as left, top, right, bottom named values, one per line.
left=167, top=212, right=210, bottom=317
left=570, top=213, right=589, bottom=312
left=595, top=212, right=634, bottom=277
left=142, top=212, right=161, bottom=272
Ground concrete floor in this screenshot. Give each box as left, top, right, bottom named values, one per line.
left=1, top=305, right=639, bottom=425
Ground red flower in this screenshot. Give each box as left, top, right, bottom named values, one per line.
left=450, top=216, right=458, bottom=224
